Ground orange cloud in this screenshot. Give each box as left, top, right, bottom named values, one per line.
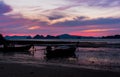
left=28, top=26, right=40, bottom=30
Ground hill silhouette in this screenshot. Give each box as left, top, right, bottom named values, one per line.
left=3, top=34, right=120, bottom=40
left=5, top=34, right=97, bottom=39
left=102, top=35, right=120, bottom=39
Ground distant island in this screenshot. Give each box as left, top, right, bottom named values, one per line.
left=102, top=35, right=120, bottom=39
left=5, top=34, right=120, bottom=40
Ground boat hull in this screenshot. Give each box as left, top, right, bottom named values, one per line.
left=46, top=46, right=76, bottom=59
left=0, top=45, right=32, bottom=52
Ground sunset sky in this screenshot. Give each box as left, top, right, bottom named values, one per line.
left=0, top=0, right=120, bottom=36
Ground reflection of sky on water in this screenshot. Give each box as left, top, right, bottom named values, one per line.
left=76, top=47, right=120, bottom=66
left=0, top=46, right=120, bottom=71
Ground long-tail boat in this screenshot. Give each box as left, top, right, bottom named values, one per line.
left=0, top=34, right=32, bottom=52
left=0, top=45, right=32, bottom=52
left=45, top=45, right=76, bottom=59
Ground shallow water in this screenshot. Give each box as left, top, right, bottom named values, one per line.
left=0, top=46, right=120, bottom=72
left=13, top=39, right=120, bottom=43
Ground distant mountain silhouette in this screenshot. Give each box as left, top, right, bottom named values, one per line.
left=33, top=34, right=44, bottom=39
left=46, top=35, right=59, bottom=39
left=58, top=34, right=78, bottom=39
left=4, top=34, right=120, bottom=40
left=5, top=36, right=32, bottom=40
left=102, top=35, right=120, bottom=39
left=33, top=34, right=58, bottom=39
left=32, top=34, right=96, bottom=39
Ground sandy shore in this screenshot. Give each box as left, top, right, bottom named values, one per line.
left=0, top=62, right=120, bottom=77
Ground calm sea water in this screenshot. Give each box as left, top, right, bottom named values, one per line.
left=0, top=39, right=120, bottom=72
left=12, top=38, right=120, bottom=43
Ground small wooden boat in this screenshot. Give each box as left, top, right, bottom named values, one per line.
left=0, top=34, right=33, bottom=52
left=0, top=45, right=32, bottom=52
left=45, top=45, right=76, bottom=59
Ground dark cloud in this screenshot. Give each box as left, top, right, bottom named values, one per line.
left=53, top=17, right=120, bottom=26
left=46, top=11, right=70, bottom=21
left=0, top=1, right=12, bottom=14
left=87, top=18, right=120, bottom=25
left=48, top=14, right=64, bottom=20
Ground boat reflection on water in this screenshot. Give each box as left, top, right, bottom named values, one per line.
left=45, top=45, right=77, bottom=60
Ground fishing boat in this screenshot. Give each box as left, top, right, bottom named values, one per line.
left=0, top=34, right=33, bottom=52
left=0, top=45, right=32, bottom=52
left=45, top=45, right=76, bottom=59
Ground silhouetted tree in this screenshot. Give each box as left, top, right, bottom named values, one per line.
left=0, top=34, right=9, bottom=47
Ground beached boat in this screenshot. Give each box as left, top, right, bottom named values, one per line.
left=0, top=45, right=32, bottom=52
left=45, top=45, right=76, bottom=59
left=0, top=34, right=33, bottom=52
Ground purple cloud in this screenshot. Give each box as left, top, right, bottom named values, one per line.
left=69, top=0, right=120, bottom=7
left=0, top=0, right=120, bottom=36
left=0, top=1, right=12, bottom=14
left=89, top=0, right=120, bottom=7
left=47, top=14, right=65, bottom=20
left=53, top=17, right=120, bottom=26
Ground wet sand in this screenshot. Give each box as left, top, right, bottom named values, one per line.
left=0, top=62, right=120, bottom=77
